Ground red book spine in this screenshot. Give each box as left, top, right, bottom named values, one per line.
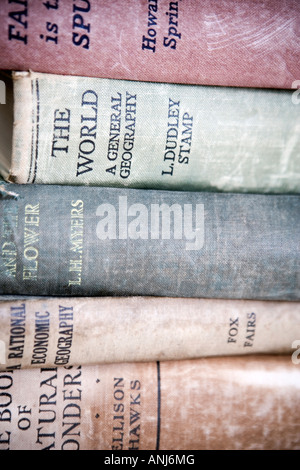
left=1, top=0, right=299, bottom=89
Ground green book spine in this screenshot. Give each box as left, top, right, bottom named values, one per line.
left=2, top=71, right=300, bottom=194
left=0, top=182, right=299, bottom=300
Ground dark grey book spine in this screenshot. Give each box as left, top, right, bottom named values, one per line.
left=0, top=183, right=299, bottom=300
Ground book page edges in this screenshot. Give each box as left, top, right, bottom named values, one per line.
left=0, top=71, right=13, bottom=180
left=8, top=71, right=33, bottom=183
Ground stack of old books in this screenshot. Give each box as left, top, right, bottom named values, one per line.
left=0, top=0, right=299, bottom=452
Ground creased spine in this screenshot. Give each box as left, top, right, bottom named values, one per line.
left=0, top=356, right=300, bottom=450
left=0, top=296, right=299, bottom=371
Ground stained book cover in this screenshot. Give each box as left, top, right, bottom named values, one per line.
left=0, top=296, right=299, bottom=370
left=0, top=356, right=300, bottom=450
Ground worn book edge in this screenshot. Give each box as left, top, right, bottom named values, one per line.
left=0, top=71, right=33, bottom=183
left=10, top=71, right=32, bottom=183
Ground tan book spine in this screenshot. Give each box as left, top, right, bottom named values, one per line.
left=0, top=297, right=299, bottom=370
left=0, top=356, right=299, bottom=450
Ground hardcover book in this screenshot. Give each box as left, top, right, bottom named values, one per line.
left=0, top=356, right=300, bottom=450
left=0, top=181, right=299, bottom=300
left=0, top=72, right=299, bottom=194
left=1, top=296, right=299, bottom=370
left=0, top=0, right=299, bottom=89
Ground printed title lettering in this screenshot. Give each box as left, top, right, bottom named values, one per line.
left=142, top=0, right=182, bottom=52
left=8, top=0, right=91, bottom=49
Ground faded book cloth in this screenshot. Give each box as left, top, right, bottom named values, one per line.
left=0, top=182, right=299, bottom=300
left=0, top=71, right=299, bottom=194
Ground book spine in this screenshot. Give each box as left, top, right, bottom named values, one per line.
left=0, top=182, right=299, bottom=300
left=0, top=356, right=299, bottom=450
left=1, top=296, right=299, bottom=371
left=0, top=0, right=299, bottom=89
left=7, top=72, right=300, bottom=194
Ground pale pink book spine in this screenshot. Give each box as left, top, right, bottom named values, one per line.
left=0, top=0, right=299, bottom=89
left=1, top=356, right=300, bottom=450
